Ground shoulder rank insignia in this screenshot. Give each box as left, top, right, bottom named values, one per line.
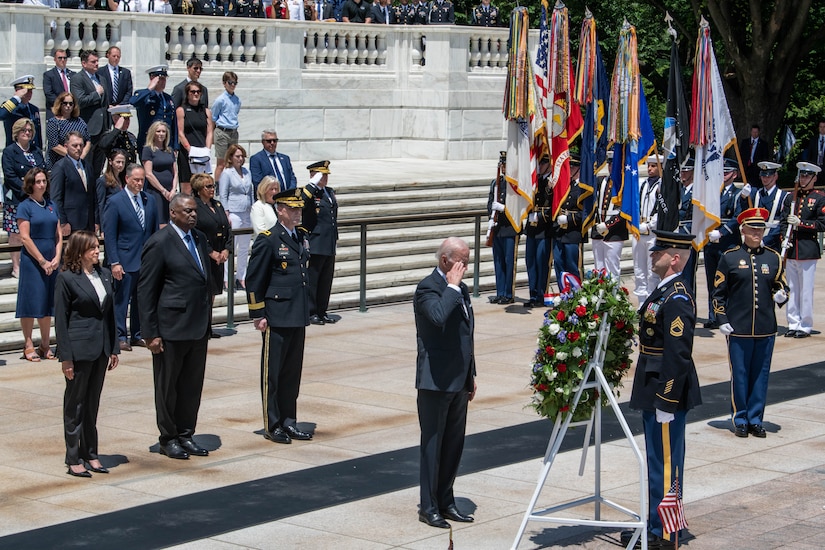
left=714, top=271, right=725, bottom=287
left=670, top=316, right=684, bottom=337
left=261, top=229, right=271, bottom=236
left=663, top=379, right=674, bottom=394
left=673, top=281, right=687, bottom=294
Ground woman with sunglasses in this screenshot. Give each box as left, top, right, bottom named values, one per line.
left=175, top=81, right=213, bottom=196
left=46, top=92, right=91, bottom=170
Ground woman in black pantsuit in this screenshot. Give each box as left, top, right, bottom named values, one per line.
left=55, top=231, right=119, bottom=478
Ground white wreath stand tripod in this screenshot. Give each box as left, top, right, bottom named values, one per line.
left=511, top=299, right=649, bottom=550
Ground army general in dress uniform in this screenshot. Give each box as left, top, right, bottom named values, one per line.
left=712, top=208, right=788, bottom=438
left=629, top=230, right=702, bottom=549
left=246, top=188, right=314, bottom=444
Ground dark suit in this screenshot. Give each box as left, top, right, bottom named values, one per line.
left=246, top=222, right=310, bottom=433
left=98, top=64, right=134, bottom=107
left=138, top=224, right=212, bottom=446
left=301, top=183, right=338, bottom=318
left=805, top=133, right=825, bottom=169
left=171, top=79, right=209, bottom=108
left=630, top=274, right=701, bottom=540
left=739, top=137, right=772, bottom=187
left=0, top=97, right=43, bottom=149
left=103, top=188, right=159, bottom=343
left=70, top=70, right=109, bottom=138
left=414, top=268, right=475, bottom=517
left=50, top=155, right=103, bottom=233
left=370, top=2, right=391, bottom=23
left=1, top=144, right=46, bottom=207
left=54, top=267, right=118, bottom=466
left=249, top=149, right=297, bottom=192
left=194, top=196, right=233, bottom=296
left=42, top=67, right=75, bottom=119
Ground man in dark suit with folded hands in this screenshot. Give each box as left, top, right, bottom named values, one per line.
left=138, top=194, right=212, bottom=460
left=414, top=237, right=477, bottom=529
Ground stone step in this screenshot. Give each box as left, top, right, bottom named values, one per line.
left=336, top=185, right=489, bottom=208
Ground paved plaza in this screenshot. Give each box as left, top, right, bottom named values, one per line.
left=0, top=259, right=824, bottom=549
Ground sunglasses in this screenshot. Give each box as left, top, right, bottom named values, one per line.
left=188, top=90, right=202, bottom=94
left=56, top=56, right=67, bottom=60
left=191, top=67, right=203, bottom=72
left=263, top=139, right=279, bottom=144
left=62, top=101, right=74, bottom=106
left=225, top=80, right=237, bottom=86
left=204, top=184, right=215, bottom=189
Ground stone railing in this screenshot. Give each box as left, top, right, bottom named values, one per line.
left=2, top=5, right=522, bottom=161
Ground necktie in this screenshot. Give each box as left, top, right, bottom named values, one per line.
left=133, top=194, right=145, bottom=229
left=184, top=233, right=204, bottom=273
left=750, top=138, right=757, bottom=163
left=270, top=154, right=285, bottom=190
left=819, top=136, right=824, bottom=165
left=60, top=70, right=69, bottom=92
left=112, top=67, right=119, bottom=102
left=384, top=6, right=389, bottom=22
left=76, top=161, right=87, bottom=190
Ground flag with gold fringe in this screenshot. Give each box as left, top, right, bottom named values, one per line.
left=689, top=17, right=737, bottom=248
left=574, top=9, right=609, bottom=234
left=502, top=6, right=538, bottom=232
left=539, top=1, right=583, bottom=218
left=606, top=21, right=657, bottom=238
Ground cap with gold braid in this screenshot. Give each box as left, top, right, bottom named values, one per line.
left=650, top=230, right=695, bottom=251
left=306, top=160, right=331, bottom=174
left=737, top=207, right=769, bottom=229
left=11, top=75, right=35, bottom=90
left=273, top=188, right=304, bottom=208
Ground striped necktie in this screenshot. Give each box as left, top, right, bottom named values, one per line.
left=133, top=194, right=144, bottom=229
left=112, top=67, right=119, bottom=102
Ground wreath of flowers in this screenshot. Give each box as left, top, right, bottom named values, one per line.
left=530, top=270, right=639, bottom=422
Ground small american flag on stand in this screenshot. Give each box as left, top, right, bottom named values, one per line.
left=657, top=477, right=688, bottom=535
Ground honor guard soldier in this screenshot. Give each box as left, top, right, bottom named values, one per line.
left=552, top=156, right=586, bottom=285
left=524, top=156, right=552, bottom=308
left=247, top=188, right=314, bottom=444
left=1, top=75, right=42, bottom=149
left=392, top=0, right=416, bottom=24
left=632, top=154, right=662, bottom=302
left=677, top=155, right=699, bottom=295
left=712, top=208, right=788, bottom=437
left=591, top=152, right=627, bottom=280
left=130, top=65, right=178, bottom=151
left=737, top=161, right=790, bottom=252
left=471, top=0, right=501, bottom=27
left=300, top=161, right=339, bottom=325
left=703, top=157, right=742, bottom=328
left=427, top=0, right=454, bottom=24
left=627, top=230, right=702, bottom=549
left=487, top=154, right=517, bottom=304
left=783, top=162, right=825, bottom=339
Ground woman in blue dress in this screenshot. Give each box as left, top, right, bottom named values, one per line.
left=16, top=168, right=63, bottom=362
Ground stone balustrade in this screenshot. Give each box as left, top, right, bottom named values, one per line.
left=2, top=5, right=523, bottom=161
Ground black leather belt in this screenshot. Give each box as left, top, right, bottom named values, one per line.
left=216, top=126, right=237, bottom=132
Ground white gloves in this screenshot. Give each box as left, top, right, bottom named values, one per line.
left=557, top=214, right=569, bottom=227
left=739, top=183, right=752, bottom=199
left=596, top=222, right=608, bottom=236
left=719, top=323, right=734, bottom=336
left=487, top=217, right=497, bottom=231
left=708, top=229, right=721, bottom=243
left=656, top=409, right=675, bottom=424
left=491, top=201, right=505, bottom=213
left=309, top=172, right=323, bottom=185
left=773, top=289, right=788, bottom=304
left=787, top=214, right=801, bottom=227
left=638, top=222, right=649, bottom=235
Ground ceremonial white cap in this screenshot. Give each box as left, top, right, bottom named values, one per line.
left=647, top=154, right=664, bottom=164
left=757, top=161, right=782, bottom=171
left=797, top=161, right=821, bottom=174
left=11, top=75, right=35, bottom=90
left=108, top=105, right=132, bottom=117
left=146, top=64, right=169, bottom=77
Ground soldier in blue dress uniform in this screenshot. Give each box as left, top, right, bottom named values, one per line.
left=627, top=230, right=702, bottom=549
left=427, top=0, right=454, bottom=24
left=737, top=161, right=790, bottom=252
left=392, top=0, right=416, bottom=24
left=523, top=156, right=552, bottom=307
left=471, top=0, right=502, bottom=26
left=1, top=75, right=43, bottom=149
left=130, top=65, right=178, bottom=151
left=712, top=208, right=788, bottom=438
left=552, top=159, right=586, bottom=286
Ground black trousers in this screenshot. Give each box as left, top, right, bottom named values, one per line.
left=261, top=326, right=305, bottom=432
left=309, top=254, right=335, bottom=317
left=152, top=336, right=208, bottom=445
left=417, top=388, right=468, bottom=515
left=64, top=352, right=108, bottom=465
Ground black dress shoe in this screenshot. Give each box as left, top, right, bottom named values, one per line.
left=309, top=314, right=325, bottom=325
left=523, top=300, right=534, bottom=308
left=749, top=424, right=767, bottom=438
left=119, top=341, right=132, bottom=352
left=210, top=331, right=222, bottom=338
left=264, top=427, right=291, bottom=444
left=159, top=440, right=190, bottom=459
left=703, top=321, right=719, bottom=329
left=795, top=331, right=811, bottom=338
left=85, top=462, right=109, bottom=474
left=418, top=512, right=450, bottom=529
left=179, top=438, right=209, bottom=456
left=488, top=295, right=501, bottom=304
left=67, top=467, right=92, bottom=478
left=620, top=530, right=674, bottom=549
left=784, top=330, right=798, bottom=338
left=734, top=424, right=748, bottom=438
left=499, top=297, right=515, bottom=304
left=130, top=339, right=147, bottom=348
left=322, top=315, right=337, bottom=324
left=440, top=505, right=474, bottom=523
left=284, top=425, right=313, bottom=440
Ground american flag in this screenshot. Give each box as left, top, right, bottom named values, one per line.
left=534, top=0, right=549, bottom=122
left=657, top=477, right=688, bottom=535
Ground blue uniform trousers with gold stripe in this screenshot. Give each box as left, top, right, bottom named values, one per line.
left=261, top=326, right=305, bottom=432
left=728, top=335, right=774, bottom=426
left=492, top=233, right=516, bottom=300
left=643, top=409, right=687, bottom=540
